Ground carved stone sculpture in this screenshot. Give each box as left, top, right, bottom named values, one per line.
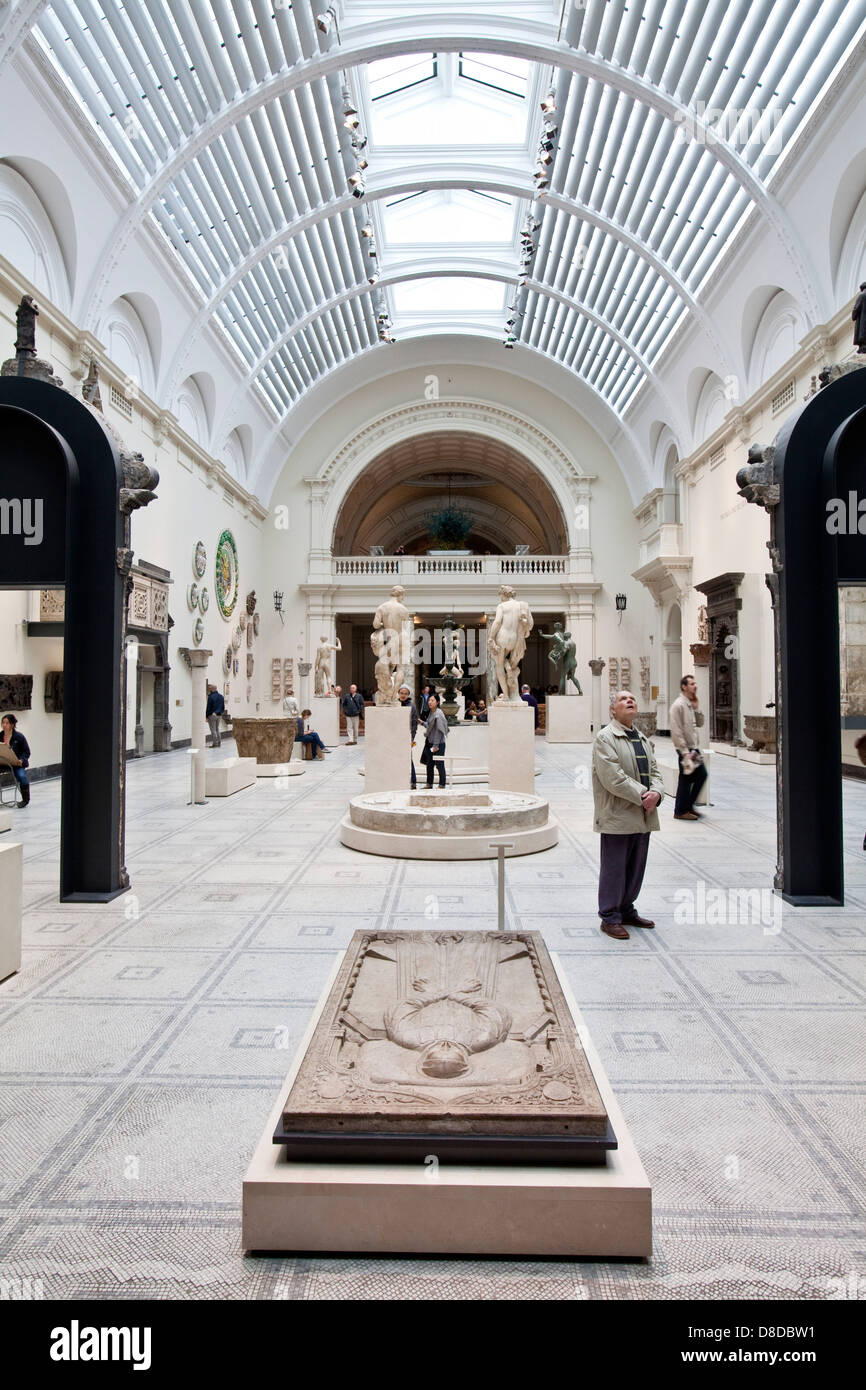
left=314, top=634, right=341, bottom=695
left=231, top=716, right=296, bottom=764
left=44, top=671, right=64, bottom=713
left=0, top=674, right=33, bottom=711
left=276, top=930, right=614, bottom=1162
left=372, top=585, right=411, bottom=705
left=488, top=585, right=533, bottom=703
left=538, top=621, right=582, bottom=695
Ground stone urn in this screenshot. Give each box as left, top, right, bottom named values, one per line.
left=231, top=716, right=296, bottom=764
left=744, top=714, right=777, bottom=753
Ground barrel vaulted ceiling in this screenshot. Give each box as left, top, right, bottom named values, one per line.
left=1, top=0, right=863, bottom=458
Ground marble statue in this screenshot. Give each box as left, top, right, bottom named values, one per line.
left=488, top=585, right=533, bottom=703
left=697, top=604, right=710, bottom=644
left=282, top=690, right=299, bottom=718
left=439, top=620, right=464, bottom=680
left=372, top=585, right=411, bottom=705
left=538, top=621, right=582, bottom=695
left=853, top=282, right=866, bottom=354
left=314, top=634, right=341, bottom=696
left=14, top=294, right=38, bottom=357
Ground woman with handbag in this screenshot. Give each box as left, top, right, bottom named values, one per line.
left=420, top=694, right=448, bottom=789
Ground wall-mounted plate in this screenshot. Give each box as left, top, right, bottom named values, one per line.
left=193, top=540, right=207, bottom=579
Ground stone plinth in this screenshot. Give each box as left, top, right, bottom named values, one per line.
left=205, top=757, right=257, bottom=797
left=0, top=840, right=22, bottom=982
left=232, top=716, right=296, bottom=764
left=340, top=788, right=558, bottom=858
left=545, top=694, right=592, bottom=743
left=363, top=705, right=410, bottom=794
left=310, top=696, right=340, bottom=746
left=489, top=701, right=534, bottom=792
left=242, top=952, right=652, bottom=1257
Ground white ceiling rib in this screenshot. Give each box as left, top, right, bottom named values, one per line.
left=15, top=0, right=864, bottom=429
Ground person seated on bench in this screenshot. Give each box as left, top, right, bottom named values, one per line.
left=296, top=710, right=330, bottom=760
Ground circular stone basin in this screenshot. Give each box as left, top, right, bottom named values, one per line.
left=348, top=788, right=550, bottom=837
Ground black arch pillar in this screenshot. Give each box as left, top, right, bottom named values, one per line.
left=0, top=371, right=157, bottom=901
left=737, top=366, right=866, bottom=905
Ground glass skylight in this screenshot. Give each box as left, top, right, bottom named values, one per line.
left=18, top=0, right=866, bottom=426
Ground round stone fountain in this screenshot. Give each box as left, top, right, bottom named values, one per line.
left=339, top=788, right=558, bottom=859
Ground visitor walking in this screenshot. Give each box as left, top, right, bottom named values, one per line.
left=341, top=683, right=365, bottom=743
left=0, top=713, right=30, bottom=807
left=419, top=684, right=433, bottom=723
left=296, top=710, right=330, bottom=759
left=592, top=690, right=664, bottom=940
left=670, top=674, right=707, bottom=820
left=399, top=684, right=419, bottom=789
left=421, top=694, right=448, bottom=789
left=206, top=684, right=225, bottom=747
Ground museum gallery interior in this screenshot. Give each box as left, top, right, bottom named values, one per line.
left=0, top=0, right=865, bottom=1305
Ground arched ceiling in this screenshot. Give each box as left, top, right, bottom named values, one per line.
left=3, top=0, right=864, bottom=440
left=334, top=430, right=567, bottom=554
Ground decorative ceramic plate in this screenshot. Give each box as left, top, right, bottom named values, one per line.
left=232, top=627, right=241, bottom=651
left=238, top=612, right=247, bottom=632
left=193, top=616, right=204, bottom=645
left=198, top=586, right=209, bottom=613
left=246, top=623, right=253, bottom=648
left=247, top=653, right=254, bottom=678
left=193, top=540, right=207, bottom=579
left=233, top=659, right=239, bottom=676
left=224, top=645, right=232, bottom=674
left=215, top=529, right=239, bottom=618
left=253, top=612, right=260, bottom=635
left=187, top=582, right=199, bottom=610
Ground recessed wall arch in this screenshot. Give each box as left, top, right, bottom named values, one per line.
left=0, top=160, right=72, bottom=311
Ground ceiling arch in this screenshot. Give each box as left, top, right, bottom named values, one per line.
left=7, top=0, right=862, bottom=483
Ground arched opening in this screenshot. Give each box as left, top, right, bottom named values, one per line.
left=333, top=430, right=569, bottom=557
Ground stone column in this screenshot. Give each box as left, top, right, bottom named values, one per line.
left=689, top=642, right=711, bottom=750
left=588, top=658, right=605, bottom=732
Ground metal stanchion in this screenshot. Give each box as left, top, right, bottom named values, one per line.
left=489, top=840, right=514, bottom=930
left=188, top=748, right=198, bottom=806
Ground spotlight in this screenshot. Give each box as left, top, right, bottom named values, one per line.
left=273, top=590, right=284, bottom=625
left=533, top=174, right=549, bottom=189
left=316, top=12, right=332, bottom=34
left=351, top=183, right=366, bottom=198
left=368, top=270, right=379, bottom=283
left=344, top=113, right=360, bottom=131
left=356, top=157, right=368, bottom=171
left=541, top=90, right=556, bottom=114
left=361, top=222, right=374, bottom=238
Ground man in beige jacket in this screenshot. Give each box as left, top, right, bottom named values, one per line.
left=670, top=674, right=707, bottom=820
left=592, top=691, right=664, bottom=940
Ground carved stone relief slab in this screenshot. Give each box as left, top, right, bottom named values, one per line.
left=278, top=931, right=612, bottom=1154
left=44, top=671, right=63, bottom=713
left=40, top=589, right=65, bottom=621
left=0, top=674, right=33, bottom=710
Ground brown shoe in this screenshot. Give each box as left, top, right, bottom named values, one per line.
left=674, top=812, right=699, bottom=821
left=600, top=920, right=630, bottom=940
left=622, top=913, right=655, bottom=928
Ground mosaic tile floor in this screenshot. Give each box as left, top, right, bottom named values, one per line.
left=1, top=739, right=864, bottom=1301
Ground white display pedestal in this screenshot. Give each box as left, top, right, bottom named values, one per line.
left=310, top=696, right=340, bottom=746
left=488, top=702, right=534, bottom=793
left=0, top=840, right=22, bottom=982
left=545, top=694, right=592, bottom=743
left=242, top=954, right=652, bottom=1257
left=364, top=705, right=411, bottom=794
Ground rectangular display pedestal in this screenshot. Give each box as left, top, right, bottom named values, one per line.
left=488, top=702, right=535, bottom=793
left=363, top=705, right=411, bottom=794
left=310, top=696, right=340, bottom=746
left=545, top=694, right=592, bottom=743
left=242, top=955, right=652, bottom=1257
left=0, top=840, right=22, bottom=982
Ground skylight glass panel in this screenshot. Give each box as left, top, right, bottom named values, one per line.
left=393, top=277, right=505, bottom=314
left=369, top=54, right=438, bottom=101
left=458, top=53, right=529, bottom=99
left=383, top=190, right=516, bottom=245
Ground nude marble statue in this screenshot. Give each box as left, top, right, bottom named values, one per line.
left=488, top=585, right=533, bottom=703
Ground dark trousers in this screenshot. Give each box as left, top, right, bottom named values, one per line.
left=410, top=755, right=417, bottom=789
left=298, top=732, right=325, bottom=753
left=674, top=751, right=707, bottom=816
left=598, top=832, right=650, bottom=923
left=421, top=744, right=446, bottom=787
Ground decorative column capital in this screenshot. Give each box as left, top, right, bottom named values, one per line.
left=588, top=658, right=606, bottom=676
